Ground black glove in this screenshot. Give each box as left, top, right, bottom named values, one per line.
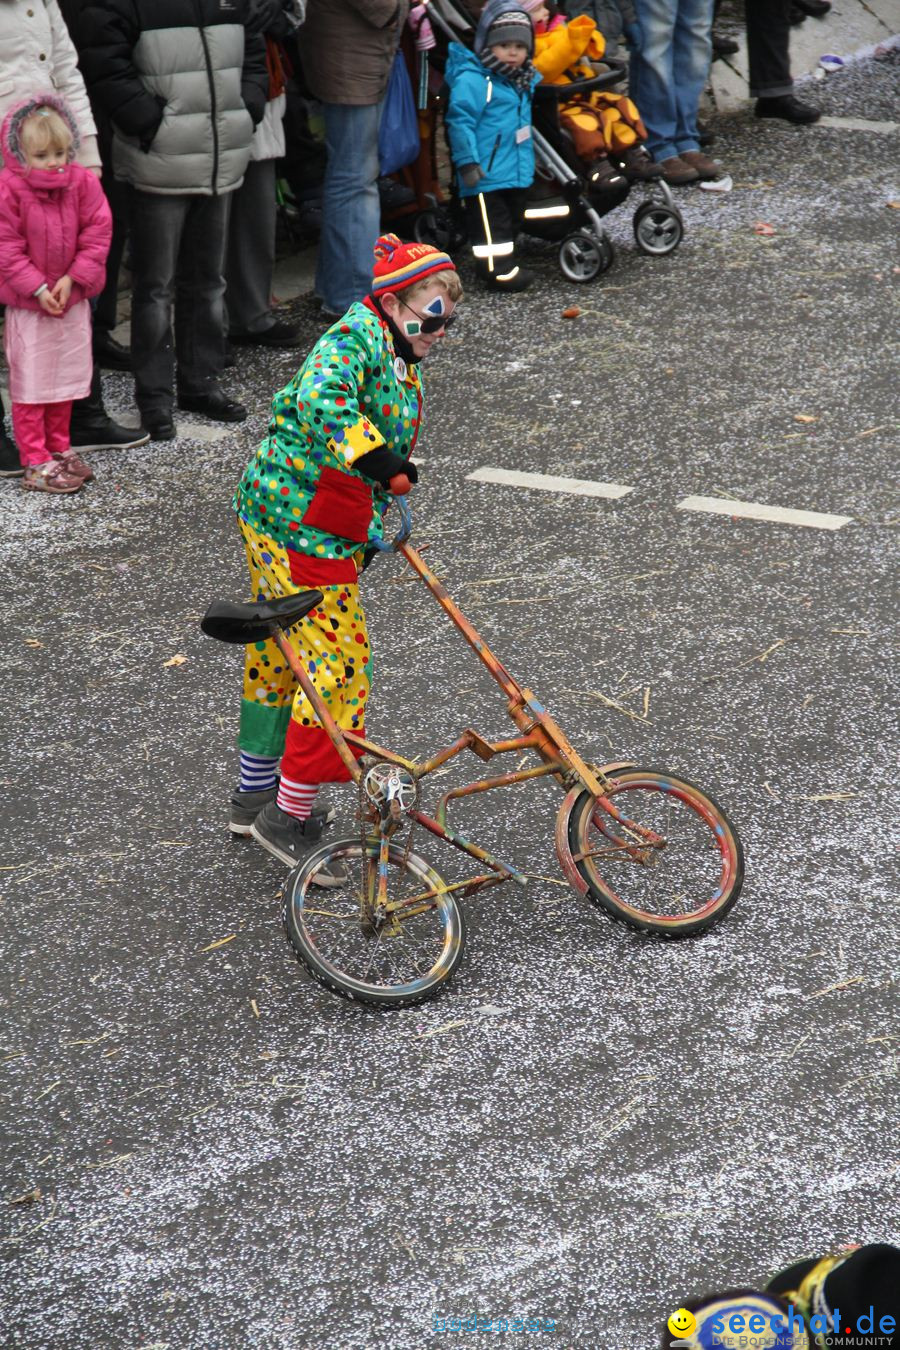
left=354, top=448, right=419, bottom=488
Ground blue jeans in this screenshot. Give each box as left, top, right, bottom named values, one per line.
left=129, top=190, right=229, bottom=414
left=316, top=101, right=383, bottom=313
left=629, top=0, right=714, bottom=163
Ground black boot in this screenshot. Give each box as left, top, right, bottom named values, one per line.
left=0, top=399, right=23, bottom=478
left=69, top=366, right=150, bottom=452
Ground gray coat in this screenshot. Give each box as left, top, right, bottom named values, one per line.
left=299, top=0, right=410, bottom=107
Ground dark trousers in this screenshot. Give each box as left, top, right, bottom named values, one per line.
left=463, top=188, right=527, bottom=284
left=128, top=189, right=229, bottom=414
left=224, top=158, right=277, bottom=336
left=746, top=0, right=793, bottom=98
left=93, top=165, right=129, bottom=337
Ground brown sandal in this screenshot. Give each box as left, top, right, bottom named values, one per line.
left=22, top=459, right=84, bottom=494
left=56, top=450, right=94, bottom=482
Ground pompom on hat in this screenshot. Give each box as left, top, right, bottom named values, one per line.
left=371, top=233, right=456, bottom=296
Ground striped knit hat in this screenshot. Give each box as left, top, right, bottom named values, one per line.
left=371, top=233, right=456, bottom=295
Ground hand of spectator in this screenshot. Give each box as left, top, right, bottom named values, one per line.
left=87, top=165, right=103, bottom=179
left=409, top=2, right=436, bottom=51
left=623, top=21, right=644, bottom=53
left=38, top=287, right=64, bottom=317
left=459, top=163, right=484, bottom=188
left=49, top=275, right=74, bottom=311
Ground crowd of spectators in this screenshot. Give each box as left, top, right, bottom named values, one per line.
left=0, top=0, right=828, bottom=489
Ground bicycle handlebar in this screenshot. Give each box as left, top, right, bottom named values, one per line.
left=370, top=493, right=413, bottom=552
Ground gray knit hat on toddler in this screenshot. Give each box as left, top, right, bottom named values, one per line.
left=483, top=8, right=534, bottom=55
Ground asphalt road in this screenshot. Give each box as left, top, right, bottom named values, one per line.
left=2, top=54, right=898, bottom=1350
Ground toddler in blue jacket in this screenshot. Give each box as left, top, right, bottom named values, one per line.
left=444, top=2, right=541, bottom=293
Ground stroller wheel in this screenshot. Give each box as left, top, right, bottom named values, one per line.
left=413, top=207, right=466, bottom=254
left=633, top=200, right=684, bottom=256
left=559, top=230, right=614, bottom=283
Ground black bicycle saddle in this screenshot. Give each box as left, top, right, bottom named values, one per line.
left=200, top=591, right=323, bottom=645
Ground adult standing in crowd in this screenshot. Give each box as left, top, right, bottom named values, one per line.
left=57, top=0, right=133, bottom=374
left=225, top=0, right=306, bottom=352
left=298, top=0, right=410, bottom=320
left=0, top=0, right=148, bottom=481
left=78, top=1, right=268, bottom=442
left=627, top=0, right=721, bottom=185
left=747, top=0, right=822, bottom=124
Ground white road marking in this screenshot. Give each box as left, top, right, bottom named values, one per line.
left=466, top=466, right=634, bottom=500
left=676, top=495, right=852, bottom=531
left=816, top=115, right=898, bottom=135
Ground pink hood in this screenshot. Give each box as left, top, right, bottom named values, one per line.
left=0, top=93, right=110, bottom=313
left=1, top=92, right=82, bottom=175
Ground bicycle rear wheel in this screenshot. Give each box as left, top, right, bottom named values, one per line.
left=563, top=768, right=743, bottom=936
left=282, top=839, right=465, bottom=1007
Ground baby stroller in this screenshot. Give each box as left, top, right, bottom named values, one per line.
left=418, top=0, right=684, bottom=282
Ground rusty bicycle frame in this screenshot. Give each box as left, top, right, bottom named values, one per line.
left=265, top=497, right=643, bottom=917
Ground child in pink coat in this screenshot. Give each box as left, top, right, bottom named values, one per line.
left=0, top=94, right=111, bottom=493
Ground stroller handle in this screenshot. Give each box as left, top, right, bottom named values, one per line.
left=370, top=493, right=413, bottom=552
left=532, top=60, right=627, bottom=99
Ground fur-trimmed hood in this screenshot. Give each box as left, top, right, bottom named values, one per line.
left=1, top=92, right=80, bottom=177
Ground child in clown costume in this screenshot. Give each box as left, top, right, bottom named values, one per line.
left=230, top=234, right=462, bottom=881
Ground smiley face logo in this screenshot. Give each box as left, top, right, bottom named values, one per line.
left=667, top=1307, right=697, bottom=1339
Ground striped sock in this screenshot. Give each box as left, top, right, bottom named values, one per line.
left=239, top=751, right=279, bottom=794
left=276, top=774, right=318, bottom=822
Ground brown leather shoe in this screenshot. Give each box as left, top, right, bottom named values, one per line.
left=657, top=155, right=699, bottom=185
left=679, top=150, right=724, bottom=180
left=620, top=145, right=663, bottom=181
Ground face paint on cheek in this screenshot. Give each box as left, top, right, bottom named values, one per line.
left=402, top=319, right=422, bottom=337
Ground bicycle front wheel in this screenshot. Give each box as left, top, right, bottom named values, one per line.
left=564, top=768, right=743, bottom=936
left=282, top=839, right=465, bottom=1008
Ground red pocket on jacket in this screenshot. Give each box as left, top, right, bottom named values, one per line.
left=301, top=465, right=373, bottom=543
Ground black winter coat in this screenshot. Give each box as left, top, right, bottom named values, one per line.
left=78, top=0, right=268, bottom=195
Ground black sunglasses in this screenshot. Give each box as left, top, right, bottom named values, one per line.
left=399, top=298, right=459, bottom=335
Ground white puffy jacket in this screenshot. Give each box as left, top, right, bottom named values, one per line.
left=0, top=0, right=100, bottom=169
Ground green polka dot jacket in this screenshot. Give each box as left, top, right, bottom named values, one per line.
left=234, top=300, right=423, bottom=560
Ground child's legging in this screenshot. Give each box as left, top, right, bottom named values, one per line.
left=11, top=401, right=73, bottom=467
left=237, top=518, right=371, bottom=784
